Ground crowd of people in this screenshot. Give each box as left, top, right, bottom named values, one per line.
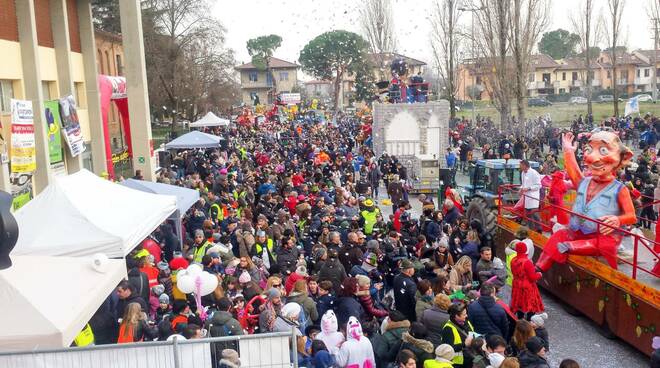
left=81, top=105, right=660, bottom=368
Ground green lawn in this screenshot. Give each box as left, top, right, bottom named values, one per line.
left=456, top=101, right=660, bottom=126
left=152, top=125, right=187, bottom=147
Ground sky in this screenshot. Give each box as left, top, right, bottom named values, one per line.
left=212, top=0, right=655, bottom=79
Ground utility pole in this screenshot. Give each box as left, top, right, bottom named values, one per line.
left=652, top=17, right=659, bottom=102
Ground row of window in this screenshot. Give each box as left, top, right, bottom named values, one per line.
left=0, top=79, right=86, bottom=113
left=248, top=71, right=290, bottom=82
left=528, top=69, right=660, bottom=83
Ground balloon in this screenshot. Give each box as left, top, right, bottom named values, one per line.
left=187, top=263, right=203, bottom=276
left=199, top=272, right=219, bottom=296
left=176, top=274, right=195, bottom=294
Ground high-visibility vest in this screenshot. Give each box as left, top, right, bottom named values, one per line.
left=360, top=209, right=379, bottom=235
left=233, top=190, right=246, bottom=201
left=506, top=252, right=516, bottom=286
left=423, top=360, right=453, bottom=368
left=193, top=241, right=212, bottom=263
left=73, top=324, right=95, bottom=347
left=442, top=320, right=474, bottom=365
left=209, top=203, right=224, bottom=222
left=255, top=239, right=275, bottom=260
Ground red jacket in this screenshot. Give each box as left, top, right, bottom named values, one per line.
left=357, top=291, right=388, bottom=319
left=510, top=243, right=544, bottom=314
left=285, top=272, right=306, bottom=295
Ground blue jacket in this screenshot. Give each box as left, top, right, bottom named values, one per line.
left=467, top=296, right=509, bottom=339
left=446, top=152, right=457, bottom=168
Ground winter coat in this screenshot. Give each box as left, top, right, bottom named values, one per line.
left=318, top=258, right=347, bottom=294
left=518, top=351, right=550, bottom=368
left=421, top=306, right=450, bottom=347
left=510, top=249, right=544, bottom=314
left=127, top=268, right=150, bottom=304
left=276, top=246, right=300, bottom=275
left=335, top=296, right=365, bottom=328
left=207, top=310, right=243, bottom=354
left=373, top=319, right=411, bottom=364
left=467, top=296, right=509, bottom=339
left=400, top=332, right=435, bottom=365
left=287, top=291, right=319, bottom=323
left=115, top=294, right=148, bottom=321
left=393, top=273, right=417, bottom=322
left=356, top=290, right=388, bottom=320
left=415, top=292, right=434, bottom=322
left=535, top=326, right=550, bottom=351
left=317, top=294, right=337, bottom=319
left=236, top=229, right=255, bottom=258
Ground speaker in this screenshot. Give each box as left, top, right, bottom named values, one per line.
left=158, top=150, right=171, bottom=168
left=438, top=168, right=455, bottom=202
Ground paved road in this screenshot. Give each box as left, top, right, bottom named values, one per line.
left=374, top=189, right=650, bottom=366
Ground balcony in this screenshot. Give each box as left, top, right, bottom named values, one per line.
left=634, top=77, right=652, bottom=86
left=572, top=80, right=582, bottom=87
left=590, top=79, right=601, bottom=87
left=616, top=78, right=631, bottom=85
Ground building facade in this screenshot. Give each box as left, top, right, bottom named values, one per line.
left=457, top=50, right=660, bottom=102
left=235, top=57, right=299, bottom=105
left=94, top=29, right=126, bottom=153
left=304, top=80, right=333, bottom=104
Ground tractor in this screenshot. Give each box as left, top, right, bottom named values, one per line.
left=460, top=159, right=540, bottom=235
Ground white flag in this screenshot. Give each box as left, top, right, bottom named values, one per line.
left=624, top=96, right=639, bottom=117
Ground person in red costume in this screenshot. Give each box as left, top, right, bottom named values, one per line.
left=547, top=171, right=569, bottom=225
left=510, top=242, right=544, bottom=320
left=536, top=131, right=637, bottom=272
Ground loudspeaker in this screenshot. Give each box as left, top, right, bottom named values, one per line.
left=438, top=168, right=455, bottom=201
left=158, top=150, right=171, bottom=168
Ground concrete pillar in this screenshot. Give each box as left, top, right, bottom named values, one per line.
left=119, top=0, right=154, bottom=181
left=50, top=0, right=83, bottom=174
left=78, top=0, right=107, bottom=175
left=15, top=0, right=53, bottom=194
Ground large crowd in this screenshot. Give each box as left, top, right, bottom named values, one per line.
left=82, top=106, right=659, bottom=368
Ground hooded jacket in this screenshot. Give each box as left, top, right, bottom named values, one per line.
left=373, top=319, right=411, bottom=364
left=518, top=351, right=550, bottom=368
left=336, top=317, right=376, bottom=368
left=400, top=332, right=435, bottom=365
left=287, top=291, right=319, bottom=323
left=318, top=258, right=348, bottom=294
left=356, top=290, right=388, bottom=320
left=207, top=310, right=243, bottom=355
left=316, top=310, right=345, bottom=356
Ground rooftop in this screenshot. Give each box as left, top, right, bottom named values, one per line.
left=235, top=57, right=299, bottom=70
left=368, top=52, right=426, bottom=67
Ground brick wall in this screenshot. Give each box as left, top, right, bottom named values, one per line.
left=35, top=0, right=54, bottom=48
left=66, top=0, right=81, bottom=52
left=0, top=0, right=18, bottom=42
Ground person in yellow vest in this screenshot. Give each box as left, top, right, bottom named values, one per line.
left=251, top=230, right=277, bottom=271
left=192, top=229, right=213, bottom=264
left=423, top=344, right=456, bottom=368
left=440, top=303, right=475, bottom=368
left=359, top=199, right=381, bottom=236
left=72, top=323, right=95, bottom=347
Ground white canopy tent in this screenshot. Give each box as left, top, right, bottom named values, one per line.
left=164, top=130, right=223, bottom=150
left=120, top=179, right=200, bottom=249
left=0, top=255, right=126, bottom=351
left=189, top=111, right=230, bottom=127
left=12, top=170, right=177, bottom=258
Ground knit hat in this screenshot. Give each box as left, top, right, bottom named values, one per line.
left=366, top=240, right=379, bottom=250
left=363, top=252, right=378, bottom=269
left=400, top=259, right=414, bottom=270
left=525, top=336, right=545, bottom=354
left=157, top=261, right=170, bottom=271
left=492, top=257, right=504, bottom=269
left=434, top=344, right=455, bottom=361
left=488, top=352, right=506, bottom=368
left=159, top=293, right=170, bottom=305
left=194, top=229, right=204, bottom=237
left=515, top=241, right=528, bottom=255
left=530, top=312, right=548, bottom=327
left=355, top=275, right=371, bottom=288
left=151, top=284, right=165, bottom=296
left=281, top=302, right=302, bottom=319
left=296, top=265, right=309, bottom=277
left=238, top=270, right=251, bottom=284
left=256, top=230, right=266, bottom=237
left=221, top=349, right=240, bottom=364
left=266, top=287, right=281, bottom=300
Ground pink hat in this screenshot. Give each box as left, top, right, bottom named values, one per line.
left=220, top=168, right=228, bottom=175
left=238, top=270, right=251, bottom=284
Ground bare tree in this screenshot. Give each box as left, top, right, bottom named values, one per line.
left=430, top=0, right=462, bottom=118
left=508, top=0, right=549, bottom=123
left=602, top=0, right=625, bottom=117
left=570, top=0, right=600, bottom=116
left=646, top=0, right=660, bottom=101
left=475, top=0, right=513, bottom=126
left=359, top=0, right=397, bottom=81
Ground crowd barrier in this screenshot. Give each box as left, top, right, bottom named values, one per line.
left=0, top=330, right=297, bottom=368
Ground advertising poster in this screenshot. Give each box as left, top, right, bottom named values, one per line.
left=43, top=100, right=64, bottom=164
left=58, top=94, right=85, bottom=157
left=10, top=99, right=36, bottom=173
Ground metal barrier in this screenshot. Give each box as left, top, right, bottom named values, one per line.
left=0, top=330, right=297, bottom=368
left=497, top=184, right=659, bottom=280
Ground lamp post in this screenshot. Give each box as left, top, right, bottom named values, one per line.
left=458, top=4, right=484, bottom=123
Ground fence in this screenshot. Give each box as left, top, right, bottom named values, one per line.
left=0, top=330, right=297, bottom=368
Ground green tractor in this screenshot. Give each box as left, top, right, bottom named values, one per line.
left=460, top=159, right=540, bottom=234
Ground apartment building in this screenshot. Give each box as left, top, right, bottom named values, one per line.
left=235, top=57, right=299, bottom=105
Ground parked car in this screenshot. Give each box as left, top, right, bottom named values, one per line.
left=597, top=95, right=614, bottom=103
left=528, top=98, right=552, bottom=107
left=636, top=94, right=653, bottom=102
left=569, top=96, right=588, bottom=105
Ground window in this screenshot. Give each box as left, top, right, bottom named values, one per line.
left=279, top=72, right=289, bottom=81
left=562, top=72, right=566, bottom=81
left=528, top=73, right=535, bottom=82
left=588, top=71, right=595, bottom=80
left=116, top=54, right=123, bottom=76
left=105, top=51, right=111, bottom=75
left=97, top=49, right=104, bottom=74
left=559, top=88, right=566, bottom=94
left=637, top=69, right=641, bottom=78
left=645, top=69, right=650, bottom=77
left=542, top=73, right=550, bottom=82
left=621, top=70, right=628, bottom=79
left=0, top=80, right=14, bottom=113
left=75, top=82, right=86, bottom=108
left=249, top=92, right=258, bottom=101
left=476, top=76, right=482, bottom=85
left=248, top=72, right=258, bottom=82
left=607, top=70, right=611, bottom=79
left=572, top=72, right=578, bottom=81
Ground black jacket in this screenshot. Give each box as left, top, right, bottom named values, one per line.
left=318, top=258, right=347, bottom=294
left=127, top=268, right=150, bottom=303
left=518, top=351, right=550, bottom=368
left=335, top=296, right=364, bottom=327
left=207, top=310, right=243, bottom=354
left=115, top=294, right=148, bottom=321
left=393, top=273, right=417, bottom=322
left=467, top=296, right=509, bottom=339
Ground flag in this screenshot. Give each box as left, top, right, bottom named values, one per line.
left=624, top=96, right=639, bottom=117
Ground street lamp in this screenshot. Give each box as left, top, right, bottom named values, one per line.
left=458, top=5, right=484, bottom=123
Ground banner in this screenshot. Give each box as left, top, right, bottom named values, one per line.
left=280, top=93, right=301, bottom=105
left=10, top=99, right=36, bottom=173
left=44, top=100, right=64, bottom=164
left=58, top=94, right=85, bottom=157
left=624, top=96, right=639, bottom=117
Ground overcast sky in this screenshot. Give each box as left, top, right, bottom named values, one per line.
left=213, top=0, right=655, bottom=79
